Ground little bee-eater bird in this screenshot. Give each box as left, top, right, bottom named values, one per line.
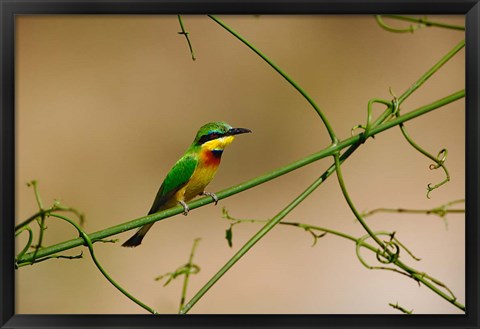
left=122, top=121, right=251, bottom=247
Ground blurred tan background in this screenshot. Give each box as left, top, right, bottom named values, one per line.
left=15, top=15, right=465, bottom=314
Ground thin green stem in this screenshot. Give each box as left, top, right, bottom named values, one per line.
left=398, top=122, right=450, bottom=198
left=29, top=180, right=44, bottom=210
left=15, top=226, right=33, bottom=265
left=375, top=15, right=424, bottom=33
left=28, top=180, right=47, bottom=264
left=397, top=39, right=464, bottom=105
left=223, top=210, right=463, bottom=311
left=180, top=144, right=359, bottom=314
left=208, top=15, right=338, bottom=144
left=49, top=213, right=158, bottom=314
left=389, top=302, right=413, bottom=314
left=177, top=15, right=196, bottom=61
left=16, top=252, right=84, bottom=267
left=334, top=152, right=386, bottom=249
left=380, top=15, right=465, bottom=31
left=334, top=152, right=464, bottom=310
left=16, top=89, right=464, bottom=266
left=15, top=205, right=84, bottom=232
left=179, top=238, right=201, bottom=313
left=363, top=199, right=465, bottom=218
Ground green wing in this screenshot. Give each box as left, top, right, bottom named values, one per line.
left=148, top=155, right=198, bottom=214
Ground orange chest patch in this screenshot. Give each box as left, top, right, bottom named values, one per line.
left=200, top=149, right=222, bottom=167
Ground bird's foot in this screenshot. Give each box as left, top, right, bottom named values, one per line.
left=179, top=200, right=189, bottom=216
left=202, top=191, right=219, bottom=205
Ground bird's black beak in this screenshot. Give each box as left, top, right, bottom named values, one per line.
left=227, top=127, right=252, bottom=136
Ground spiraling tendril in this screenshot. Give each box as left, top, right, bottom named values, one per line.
left=394, top=105, right=450, bottom=198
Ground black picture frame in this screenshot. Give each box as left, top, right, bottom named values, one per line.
left=1, top=0, right=479, bottom=328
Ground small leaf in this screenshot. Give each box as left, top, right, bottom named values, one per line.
left=225, top=226, right=233, bottom=248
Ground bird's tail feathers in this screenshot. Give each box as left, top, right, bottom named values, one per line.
left=121, top=223, right=153, bottom=248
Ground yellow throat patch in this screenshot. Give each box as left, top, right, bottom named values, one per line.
left=201, top=136, right=235, bottom=151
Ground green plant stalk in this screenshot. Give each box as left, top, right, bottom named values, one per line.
left=366, top=208, right=465, bottom=215
left=180, top=143, right=360, bottom=314
left=363, top=199, right=465, bottom=217
left=16, top=89, right=464, bottom=266
left=333, top=152, right=464, bottom=311
left=16, top=205, right=84, bottom=232
left=398, top=39, right=464, bottom=105
left=398, top=122, right=450, bottom=198
left=208, top=15, right=338, bottom=144
left=226, top=217, right=463, bottom=310
left=375, top=15, right=422, bottom=34
left=389, top=302, right=413, bottom=314
left=177, top=15, right=196, bottom=61
left=19, top=17, right=463, bottom=267
left=49, top=213, right=158, bottom=314
left=394, top=257, right=463, bottom=310
left=333, top=152, right=385, bottom=248
left=381, top=15, right=465, bottom=31
left=29, top=181, right=47, bottom=262
left=183, top=140, right=465, bottom=313
left=224, top=215, right=377, bottom=252
left=15, top=226, right=33, bottom=264
left=179, top=238, right=201, bottom=313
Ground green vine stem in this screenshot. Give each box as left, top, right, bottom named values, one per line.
left=333, top=152, right=463, bottom=310
left=333, top=152, right=386, bottom=248
left=16, top=82, right=465, bottom=267
left=49, top=213, right=158, bottom=314
left=179, top=238, right=201, bottom=312
left=177, top=15, right=196, bottom=61
left=221, top=210, right=463, bottom=311
left=180, top=144, right=359, bottom=314
left=362, top=199, right=465, bottom=218
left=398, top=40, right=464, bottom=106
left=389, top=302, right=413, bottom=314
left=361, top=39, right=464, bottom=141
left=375, top=15, right=425, bottom=33
left=28, top=181, right=47, bottom=262
left=16, top=181, right=84, bottom=233
left=15, top=226, right=33, bottom=265
left=16, top=30, right=465, bottom=265
left=155, top=238, right=202, bottom=312
left=15, top=17, right=466, bottom=315
left=208, top=15, right=338, bottom=145
left=377, top=15, right=465, bottom=32
left=397, top=119, right=450, bottom=198
left=16, top=201, right=84, bottom=232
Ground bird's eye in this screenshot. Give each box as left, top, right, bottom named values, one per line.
left=209, top=133, right=218, bottom=139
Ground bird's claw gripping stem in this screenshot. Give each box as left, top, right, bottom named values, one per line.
left=202, top=191, right=219, bottom=205
left=179, top=200, right=190, bottom=216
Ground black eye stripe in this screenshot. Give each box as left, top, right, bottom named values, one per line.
left=197, top=132, right=226, bottom=145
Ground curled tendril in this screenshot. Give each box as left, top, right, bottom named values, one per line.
left=388, top=87, right=400, bottom=117
left=351, top=124, right=366, bottom=136
left=429, top=149, right=448, bottom=170
left=376, top=241, right=400, bottom=264
left=413, top=271, right=457, bottom=302
left=155, top=263, right=201, bottom=287
left=426, top=148, right=450, bottom=198
left=351, top=124, right=368, bottom=143
left=15, top=225, right=34, bottom=267
left=177, top=15, right=196, bottom=61
left=375, top=15, right=425, bottom=34
left=307, top=230, right=327, bottom=247
left=355, top=231, right=419, bottom=278
left=363, top=97, right=395, bottom=140
left=395, top=106, right=450, bottom=198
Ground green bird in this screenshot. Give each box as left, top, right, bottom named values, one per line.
left=122, top=121, right=251, bottom=247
